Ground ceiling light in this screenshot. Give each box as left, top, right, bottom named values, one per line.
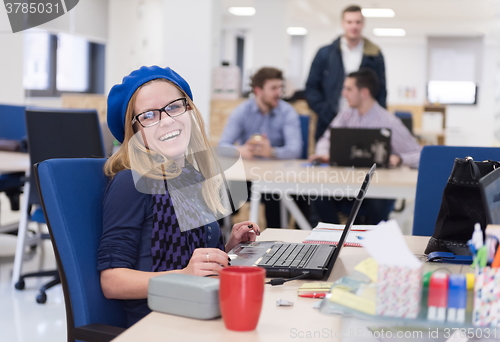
left=287, top=27, right=308, bottom=35
left=373, top=28, right=406, bottom=37
left=228, top=7, right=256, bottom=16
left=362, top=8, right=395, bottom=18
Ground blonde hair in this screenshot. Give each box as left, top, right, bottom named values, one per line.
left=104, top=79, right=227, bottom=215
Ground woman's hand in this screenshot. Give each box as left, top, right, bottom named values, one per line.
left=182, top=248, right=229, bottom=276
left=225, top=221, right=261, bottom=252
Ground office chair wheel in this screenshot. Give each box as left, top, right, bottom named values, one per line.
left=14, top=280, right=25, bottom=290
left=36, top=292, right=47, bottom=304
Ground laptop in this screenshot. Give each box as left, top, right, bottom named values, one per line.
left=329, top=128, right=391, bottom=168
left=479, top=167, right=500, bottom=224
left=227, top=164, right=376, bottom=280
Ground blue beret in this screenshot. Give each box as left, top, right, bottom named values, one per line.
left=107, top=66, right=193, bottom=143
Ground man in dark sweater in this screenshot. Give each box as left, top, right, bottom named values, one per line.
left=305, top=5, right=387, bottom=141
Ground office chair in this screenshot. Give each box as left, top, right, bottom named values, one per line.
left=0, top=104, right=27, bottom=225
left=35, top=158, right=127, bottom=342
left=413, top=146, right=500, bottom=236
left=298, top=115, right=309, bottom=159
left=12, top=108, right=105, bottom=304
left=395, top=111, right=413, bottom=135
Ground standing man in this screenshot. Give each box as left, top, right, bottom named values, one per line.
left=305, top=5, right=387, bottom=141
left=218, top=67, right=302, bottom=160
left=309, top=68, right=421, bottom=225
left=218, top=67, right=303, bottom=228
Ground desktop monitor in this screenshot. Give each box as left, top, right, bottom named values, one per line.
left=479, top=168, right=500, bottom=225
left=427, top=80, right=477, bottom=105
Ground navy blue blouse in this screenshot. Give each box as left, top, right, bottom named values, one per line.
left=97, top=168, right=224, bottom=326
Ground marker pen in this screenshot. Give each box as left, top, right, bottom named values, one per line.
left=447, top=274, right=466, bottom=323
left=428, top=272, right=448, bottom=321
left=298, top=293, right=326, bottom=299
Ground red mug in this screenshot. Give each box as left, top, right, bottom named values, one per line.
left=219, top=266, right=266, bottom=331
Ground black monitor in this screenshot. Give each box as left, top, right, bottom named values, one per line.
left=479, top=168, right=500, bottom=225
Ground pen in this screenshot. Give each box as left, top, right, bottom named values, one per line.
left=248, top=224, right=260, bottom=236
left=298, top=293, right=326, bottom=299
left=487, top=235, right=499, bottom=263
left=477, top=246, right=488, bottom=268
left=492, top=247, right=500, bottom=268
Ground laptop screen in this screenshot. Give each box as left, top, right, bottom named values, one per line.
left=324, top=163, right=376, bottom=278
left=329, top=128, right=391, bottom=168
left=479, top=167, right=500, bottom=224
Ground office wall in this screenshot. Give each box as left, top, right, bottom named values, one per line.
left=379, top=39, right=427, bottom=105
left=106, top=0, right=219, bottom=125
left=38, top=0, right=108, bottom=42
left=0, top=34, right=24, bottom=104
left=106, top=0, right=164, bottom=91
left=0, top=5, right=23, bottom=104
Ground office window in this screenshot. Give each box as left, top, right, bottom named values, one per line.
left=23, top=30, right=50, bottom=90
left=56, top=33, right=89, bottom=92
left=24, top=30, right=105, bottom=97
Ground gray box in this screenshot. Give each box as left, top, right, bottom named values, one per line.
left=148, top=273, right=221, bottom=320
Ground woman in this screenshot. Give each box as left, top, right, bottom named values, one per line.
left=97, top=66, right=259, bottom=326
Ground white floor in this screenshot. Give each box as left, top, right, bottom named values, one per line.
left=0, top=193, right=66, bottom=342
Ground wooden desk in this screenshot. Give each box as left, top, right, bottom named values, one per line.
left=113, top=229, right=462, bottom=342
left=0, top=151, right=29, bottom=173
left=224, top=159, right=418, bottom=230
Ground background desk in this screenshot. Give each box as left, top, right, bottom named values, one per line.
left=112, top=229, right=462, bottom=342
left=0, top=151, right=29, bottom=173
left=224, top=159, right=418, bottom=230
left=0, top=151, right=29, bottom=234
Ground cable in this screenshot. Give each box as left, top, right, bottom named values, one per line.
left=265, top=272, right=310, bottom=286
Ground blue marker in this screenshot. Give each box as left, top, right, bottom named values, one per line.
left=447, top=274, right=466, bottom=323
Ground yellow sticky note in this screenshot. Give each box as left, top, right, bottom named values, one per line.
left=354, top=258, right=378, bottom=282
left=298, top=282, right=333, bottom=292
left=329, top=288, right=376, bottom=315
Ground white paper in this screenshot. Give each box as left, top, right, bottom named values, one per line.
left=313, top=222, right=378, bottom=231
left=304, top=222, right=378, bottom=245
left=422, top=112, right=444, bottom=133
left=360, top=220, right=421, bottom=269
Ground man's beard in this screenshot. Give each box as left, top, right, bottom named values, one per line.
left=263, top=97, right=279, bottom=110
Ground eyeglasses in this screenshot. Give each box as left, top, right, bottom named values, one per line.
left=132, top=98, right=188, bottom=127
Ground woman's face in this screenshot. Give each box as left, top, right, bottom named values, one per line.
left=133, top=81, right=192, bottom=161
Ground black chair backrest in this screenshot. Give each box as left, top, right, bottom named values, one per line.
left=25, top=108, right=105, bottom=205
left=395, top=111, right=413, bottom=134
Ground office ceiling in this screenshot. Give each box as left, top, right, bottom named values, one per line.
left=222, top=0, right=500, bottom=37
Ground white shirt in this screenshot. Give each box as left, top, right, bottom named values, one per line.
left=341, top=36, right=364, bottom=74
left=338, top=37, right=364, bottom=112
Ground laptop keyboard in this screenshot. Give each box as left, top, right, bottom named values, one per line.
left=257, top=243, right=318, bottom=268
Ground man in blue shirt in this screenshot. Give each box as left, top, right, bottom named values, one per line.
left=218, top=67, right=302, bottom=160
left=218, top=67, right=304, bottom=228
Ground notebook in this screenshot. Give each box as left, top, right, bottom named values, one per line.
left=479, top=167, right=500, bottom=224
left=329, top=128, right=391, bottom=168
left=227, top=164, right=376, bottom=280
left=303, top=222, right=378, bottom=247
